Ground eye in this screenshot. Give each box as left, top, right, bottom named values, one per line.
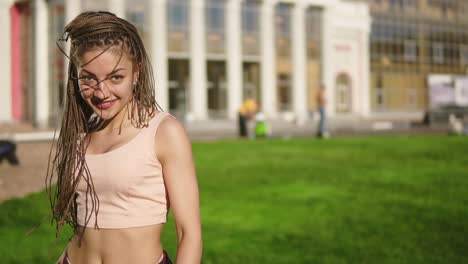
left=110, top=75, right=124, bottom=81
left=79, top=75, right=95, bottom=81
left=79, top=75, right=98, bottom=87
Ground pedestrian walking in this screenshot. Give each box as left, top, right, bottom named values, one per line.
left=317, top=84, right=330, bottom=138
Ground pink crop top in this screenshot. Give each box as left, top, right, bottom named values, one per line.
left=76, top=112, right=171, bottom=229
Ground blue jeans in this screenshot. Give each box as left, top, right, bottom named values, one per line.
left=318, top=106, right=327, bottom=136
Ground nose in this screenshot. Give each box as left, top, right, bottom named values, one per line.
left=94, top=80, right=111, bottom=100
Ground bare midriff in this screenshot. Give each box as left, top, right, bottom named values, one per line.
left=67, top=224, right=165, bottom=264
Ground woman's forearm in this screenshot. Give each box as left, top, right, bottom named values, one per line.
left=175, top=233, right=203, bottom=264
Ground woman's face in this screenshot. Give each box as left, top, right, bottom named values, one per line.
left=77, top=46, right=137, bottom=121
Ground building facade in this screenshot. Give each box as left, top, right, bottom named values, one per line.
left=0, top=0, right=370, bottom=127
left=349, top=0, right=468, bottom=114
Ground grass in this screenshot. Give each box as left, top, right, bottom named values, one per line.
left=0, top=136, right=467, bottom=263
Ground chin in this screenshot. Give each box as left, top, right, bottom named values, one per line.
left=90, top=107, right=116, bottom=120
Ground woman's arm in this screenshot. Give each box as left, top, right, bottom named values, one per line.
left=156, top=117, right=202, bottom=264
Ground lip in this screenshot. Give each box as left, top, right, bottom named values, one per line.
left=95, top=100, right=117, bottom=110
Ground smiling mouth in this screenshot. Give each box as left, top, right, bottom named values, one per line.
left=95, top=100, right=117, bottom=110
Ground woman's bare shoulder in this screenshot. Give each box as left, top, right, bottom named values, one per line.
left=155, top=115, right=191, bottom=161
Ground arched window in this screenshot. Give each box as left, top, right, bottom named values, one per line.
left=335, top=73, right=352, bottom=113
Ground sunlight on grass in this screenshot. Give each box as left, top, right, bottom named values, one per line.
left=1, top=136, right=467, bottom=263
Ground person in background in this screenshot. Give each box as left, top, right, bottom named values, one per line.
left=0, top=140, right=19, bottom=166
left=317, top=84, right=330, bottom=138
left=254, top=109, right=269, bottom=139
left=238, top=97, right=258, bottom=139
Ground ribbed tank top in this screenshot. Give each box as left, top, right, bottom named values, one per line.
left=76, top=112, right=171, bottom=228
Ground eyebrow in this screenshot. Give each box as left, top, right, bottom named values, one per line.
left=79, top=68, right=127, bottom=77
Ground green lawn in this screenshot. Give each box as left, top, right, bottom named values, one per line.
left=1, top=136, right=467, bottom=263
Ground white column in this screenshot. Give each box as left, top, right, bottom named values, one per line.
left=151, top=0, right=169, bottom=111
left=109, top=0, right=125, bottom=19
left=260, top=0, right=276, bottom=118
left=65, top=0, right=80, bottom=24
left=292, top=2, right=307, bottom=125
left=34, top=0, right=50, bottom=127
left=63, top=0, right=81, bottom=103
left=189, top=0, right=207, bottom=121
left=0, top=0, right=13, bottom=123
left=226, top=0, right=242, bottom=120
left=361, top=30, right=371, bottom=117
left=321, top=5, right=335, bottom=117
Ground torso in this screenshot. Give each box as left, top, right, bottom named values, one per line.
left=67, top=112, right=166, bottom=264
left=85, top=122, right=142, bottom=155
left=317, top=90, right=327, bottom=107
left=67, top=224, right=164, bottom=264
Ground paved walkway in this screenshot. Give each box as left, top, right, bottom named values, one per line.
left=0, top=141, right=52, bottom=201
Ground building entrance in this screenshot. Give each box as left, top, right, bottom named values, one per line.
left=207, top=61, right=227, bottom=119
left=242, top=62, right=260, bottom=102
left=168, top=59, right=190, bottom=120
left=335, top=73, right=352, bottom=113
left=11, top=2, right=33, bottom=122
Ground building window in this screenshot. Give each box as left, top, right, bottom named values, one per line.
left=241, top=0, right=260, bottom=55
left=167, top=0, right=190, bottom=53
left=427, top=0, right=457, bottom=18
left=389, top=0, right=399, bottom=9
left=389, top=0, right=417, bottom=10
left=306, top=7, right=322, bottom=60
left=404, top=40, right=417, bottom=62
left=168, top=0, right=189, bottom=32
left=125, top=0, right=149, bottom=52
left=126, top=0, right=147, bottom=26
left=242, top=0, right=259, bottom=34
left=275, top=3, right=291, bottom=38
left=432, top=42, right=444, bottom=64
left=407, top=88, right=417, bottom=109
left=207, top=61, right=227, bottom=118
left=306, top=7, right=321, bottom=41
left=127, top=12, right=144, bottom=24
left=168, top=59, right=190, bottom=119
left=275, top=3, right=292, bottom=58
left=278, top=74, right=292, bottom=111
left=375, top=87, right=385, bottom=111
left=206, top=0, right=225, bottom=34
left=402, top=0, right=417, bottom=10
left=461, top=45, right=468, bottom=65
left=336, top=73, right=352, bottom=113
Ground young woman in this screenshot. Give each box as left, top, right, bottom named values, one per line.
left=46, top=11, right=202, bottom=264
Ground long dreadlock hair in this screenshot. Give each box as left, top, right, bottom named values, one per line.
left=46, top=11, right=160, bottom=239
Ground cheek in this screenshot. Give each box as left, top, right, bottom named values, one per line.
left=114, top=83, right=134, bottom=98
left=79, top=89, right=90, bottom=100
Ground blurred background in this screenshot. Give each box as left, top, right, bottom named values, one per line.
left=1, top=1, right=468, bottom=263
left=1, top=0, right=467, bottom=137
